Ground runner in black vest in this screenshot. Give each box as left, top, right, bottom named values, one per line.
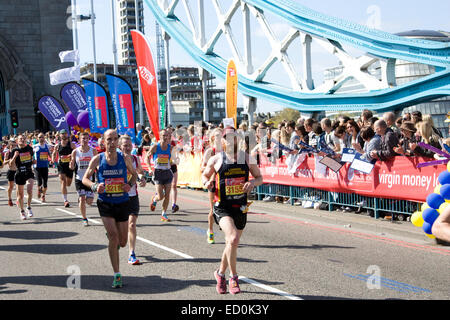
left=10, top=134, right=36, bottom=220
left=52, top=129, right=75, bottom=207
left=4, top=139, right=18, bottom=207
left=201, top=126, right=263, bottom=295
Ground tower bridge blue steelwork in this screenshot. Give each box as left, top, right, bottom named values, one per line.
left=145, top=0, right=450, bottom=113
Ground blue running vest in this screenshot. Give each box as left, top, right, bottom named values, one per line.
left=97, top=152, right=129, bottom=203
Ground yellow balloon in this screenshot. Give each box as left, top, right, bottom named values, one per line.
left=438, top=202, right=450, bottom=214
left=421, top=203, right=430, bottom=211
left=448, top=160, right=450, bottom=172
left=411, top=211, right=424, bottom=228
left=426, top=234, right=436, bottom=239
left=434, top=184, right=441, bottom=194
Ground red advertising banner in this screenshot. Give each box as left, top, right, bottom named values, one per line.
left=131, top=30, right=160, bottom=141
left=259, top=154, right=445, bottom=203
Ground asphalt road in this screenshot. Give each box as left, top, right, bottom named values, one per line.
left=0, top=169, right=449, bottom=302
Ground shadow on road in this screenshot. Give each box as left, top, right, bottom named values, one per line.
left=0, top=244, right=106, bottom=255
left=140, top=255, right=267, bottom=265
left=0, top=274, right=215, bottom=295
left=0, top=217, right=83, bottom=226
left=0, top=230, right=78, bottom=240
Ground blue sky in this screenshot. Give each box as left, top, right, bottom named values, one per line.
left=74, top=0, right=450, bottom=114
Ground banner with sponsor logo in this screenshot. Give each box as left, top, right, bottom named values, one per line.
left=105, top=73, right=136, bottom=140
left=82, top=78, right=110, bottom=134
left=159, top=94, right=166, bottom=130
left=259, top=154, right=445, bottom=203
left=37, top=95, right=70, bottom=132
left=131, top=30, right=160, bottom=141
left=60, top=82, right=87, bottom=118
left=225, top=59, right=238, bottom=128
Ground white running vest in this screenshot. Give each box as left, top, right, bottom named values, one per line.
left=75, top=147, right=94, bottom=180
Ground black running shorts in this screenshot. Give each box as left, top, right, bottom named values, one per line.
left=154, top=169, right=173, bottom=185
left=97, top=199, right=130, bottom=222
left=7, top=170, right=16, bottom=182
left=57, top=163, right=74, bottom=179
left=128, top=196, right=140, bottom=216
left=213, top=204, right=247, bottom=230
left=14, top=171, right=34, bottom=186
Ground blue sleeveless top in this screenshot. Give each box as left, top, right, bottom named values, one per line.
left=97, top=152, right=129, bottom=203
left=34, top=144, right=50, bottom=168
left=152, top=143, right=171, bottom=170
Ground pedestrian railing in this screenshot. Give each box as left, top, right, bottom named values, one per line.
left=255, top=183, right=420, bottom=220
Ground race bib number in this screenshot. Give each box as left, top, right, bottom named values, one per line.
left=39, top=152, right=48, bottom=161
left=79, top=156, right=91, bottom=170
left=225, top=177, right=245, bottom=196
left=60, top=154, right=71, bottom=163
left=105, top=178, right=124, bottom=194
left=157, top=154, right=169, bottom=165
left=20, top=152, right=32, bottom=163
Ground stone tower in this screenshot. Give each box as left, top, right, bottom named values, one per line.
left=0, top=0, right=72, bottom=134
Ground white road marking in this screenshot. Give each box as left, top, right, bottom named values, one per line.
left=2, top=187, right=300, bottom=300
left=137, top=236, right=194, bottom=259
left=239, top=276, right=303, bottom=300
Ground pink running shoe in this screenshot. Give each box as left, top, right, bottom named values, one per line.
left=228, top=275, right=241, bottom=294
left=214, top=270, right=227, bottom=294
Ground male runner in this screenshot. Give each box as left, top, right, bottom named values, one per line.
left=33, top=133, right=51, bottom=202
left=10, top=135, right=36, bottom=220
left=201, top=126, right=263, bottom=294
left=52, top=129, right=75, bottom=207
left=201, top=127, right=223, bottom=244
left=4, top=139, right=17, bottom=207
left=119, top=134, right=146, bottom=265
left=82, top=129, right=137, bottom=288
left=147, top=129, right=175, bottom=222
left=70, top=131, right=97, bottom=226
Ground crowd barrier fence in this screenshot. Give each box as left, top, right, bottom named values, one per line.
left=140, top=150, right=445, bottom=219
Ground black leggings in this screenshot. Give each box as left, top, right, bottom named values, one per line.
left=35, top=167, right=49, bottom=188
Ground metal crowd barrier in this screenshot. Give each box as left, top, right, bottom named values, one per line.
left=255, top=183, right=420, bottom=220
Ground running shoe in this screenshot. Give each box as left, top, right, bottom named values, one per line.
left=64, top=201, right=70, bottom=208
left=26, top=207, right=33, bottom=218
left=82, top=218, right=89, bottom=227
left=228, top=275, right=241, bottom=294
left=20, top=210, right=27, bottom=221
left=172, top=203, right=179, bottom=213
left=150, top=196, right=157, bottom=211
left=214, top=270, right=227, bottom=294
left=112, top=273, right=123, bottom=288
left=161, top=212, right=170, bottom=222
left=207, top=231, right=215, bottom=244
left=8, top=199, right=13, bottom=207
left=41, top=195, right=46, bottom=203
left=128, top=253, right=140, bottom=265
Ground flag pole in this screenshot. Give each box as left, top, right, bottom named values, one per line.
left=135, top=0, right=144, bottom=125
left=111, top=0, right=118, bottom=75
left=71, top=0, right=78, bottom=67
left=90, top=0, right=97, bottom=82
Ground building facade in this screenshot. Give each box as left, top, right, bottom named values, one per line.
left=116, top=0, right=144, bottom=66
left=0, top=0, right=73, bottom=135
left=161, top=66, right=244, bottom=126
